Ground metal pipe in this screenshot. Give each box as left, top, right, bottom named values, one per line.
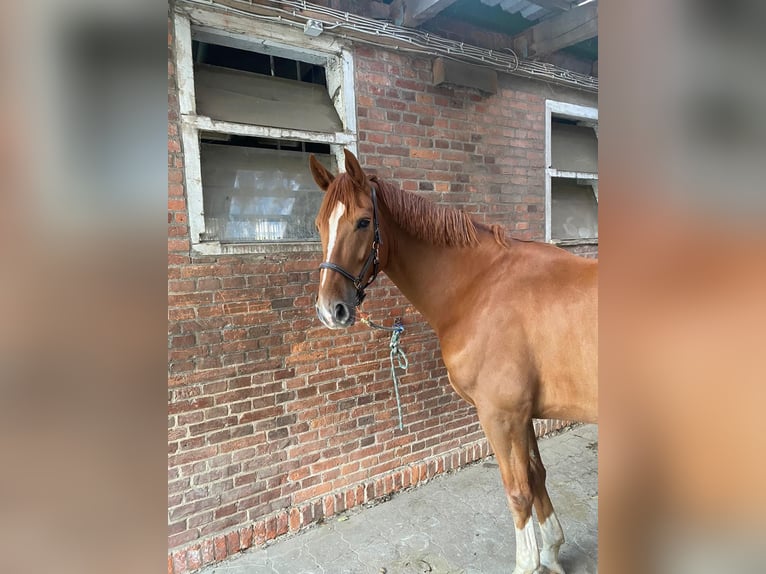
left=178, top=0, right=598, bottom=92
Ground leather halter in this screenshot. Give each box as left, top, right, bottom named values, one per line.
left=319, top=185, right=381, bottom=306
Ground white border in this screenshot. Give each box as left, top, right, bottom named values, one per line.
left=544, top=100, right=599, bottom=243
left=173, top=9, right=357, bottom=255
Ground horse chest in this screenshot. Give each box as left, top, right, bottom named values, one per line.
left=440, top=341, right=481, bottom=403
left=445, top=371, right=476, bottom=406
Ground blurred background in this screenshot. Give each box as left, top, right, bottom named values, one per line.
left=0, top=1, right=167, bottom=573
left=0, top=0, right=764, bottom=572
left=600, top=0, right=766, bottom=572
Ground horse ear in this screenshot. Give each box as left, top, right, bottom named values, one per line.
left=343, top=149, right=367, bottom=188
left=309, top=155, right=335, bottom=191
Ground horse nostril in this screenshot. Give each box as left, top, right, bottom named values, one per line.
left=334, top=303, right=349, bottom=323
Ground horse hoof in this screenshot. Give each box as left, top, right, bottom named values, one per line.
left=539, top=546, right=565, bottom=574
left=539, top=560, right=565, bottom=574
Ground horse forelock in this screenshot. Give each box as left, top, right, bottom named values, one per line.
left=316, top=173, right=365, bottom=225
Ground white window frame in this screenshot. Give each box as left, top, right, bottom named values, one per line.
left=544, top=100, right=599, bottom=244
left=173, top=8, right=357, bottom=255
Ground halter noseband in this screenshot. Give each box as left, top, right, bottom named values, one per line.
left=319, top=185, right=381, bottom=307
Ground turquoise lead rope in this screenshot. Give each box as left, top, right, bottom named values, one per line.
left=360, top=315, right=408, bottom=430
left=388, top=322, right=408, bottom=430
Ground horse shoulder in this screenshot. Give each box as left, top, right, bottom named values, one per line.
left=438, top=305, right=537, bottom=411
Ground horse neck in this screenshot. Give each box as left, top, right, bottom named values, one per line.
left=380, top=219, right=484, bottom=335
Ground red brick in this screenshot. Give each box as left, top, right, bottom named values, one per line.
left=168, top=446, right=217, bottom=468
left=410, top=149, right=438, bottom=160
left=359, top=119, right=392, bottom=132
left=168, top=238, right=190, bottom=252
left=186, top=546, right=202, bottom=570
left=345, top=488, right=355, bottom=509
left=213, top=535, right=227, bottom=561
left=293, top=481, right=332, bottom=504
left=262, top=516, right=275, bottom=540
left=276, top=512, right=289, bottom=536
left=225, top=530, right=240, bottom=554
left=200, top=538, right=215, bottom=564
left=253, top=520, right=266, bottom=545
left=171, top=551, right=187, bottom=574
left=323, top=494, right=334, bottom=518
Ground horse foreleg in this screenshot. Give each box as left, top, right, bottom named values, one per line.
left=478, top=408, right=540, bottom=574
left=528, top=423, right=565, bottom=574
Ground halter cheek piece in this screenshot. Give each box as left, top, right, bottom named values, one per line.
left=319, top=185, right=381, bottom=307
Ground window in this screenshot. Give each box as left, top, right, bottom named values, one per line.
left=545, top=101, right=598, bottom=243
left=173, top=11, right=357, bottom=254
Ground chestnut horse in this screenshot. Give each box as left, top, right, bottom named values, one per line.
left=310, top=149, right=597, bottom=574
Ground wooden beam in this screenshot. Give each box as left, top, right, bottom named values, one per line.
left=424, top=14, right=594, bottom=76
left=392, top=0, right=461, bottom=28
left=423, top=14, right=515, bottom=51
left=512, top=3, right=597, bottom=58
left=545, top=51, right=595, bottom=76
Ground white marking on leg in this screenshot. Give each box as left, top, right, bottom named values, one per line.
left=321, top=201, right=345, bottom=288
left=513, top=518, right=540, bottom=574
left=539, top=513, right=566, bottom=574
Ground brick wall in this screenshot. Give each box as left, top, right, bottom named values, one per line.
left=168, top=16, right=596, bottom=574
left=354, top=46, right=546, bottom=238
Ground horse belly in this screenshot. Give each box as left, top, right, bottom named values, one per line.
left=531, top=296, right=598, bottom=422
left=534, top=360, right=598, bottom=423
left=535, top=396, right=597, bottom=423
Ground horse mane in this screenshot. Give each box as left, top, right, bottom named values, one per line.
left=372, top=176, right=509, bottom=248
left=318, top=173, right=509, bottom=248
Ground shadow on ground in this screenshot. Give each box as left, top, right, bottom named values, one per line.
left=199, top=424, right=598, bottom=574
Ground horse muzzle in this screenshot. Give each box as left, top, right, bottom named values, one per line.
left=315, top=298, right=356, bottom=329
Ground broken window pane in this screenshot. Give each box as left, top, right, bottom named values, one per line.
left=551, top=178, right=598, bottom=240
left=551, top=118, right=598, bottom=173
left=189, top=38, right=345, bottom=246
left=192, top=40, right=327, bottom=85
left=194, top=63, right=343, bottom=133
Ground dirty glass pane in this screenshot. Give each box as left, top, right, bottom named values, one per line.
left=194, top=64, right=343, bottom=133
left=201, top=144, right=334, bottom=242
left=551, top=178, right=598, bottom=240
left=551, top=121, right=598, bottom=173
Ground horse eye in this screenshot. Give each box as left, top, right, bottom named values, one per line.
left=356, top=218, right=371, bottom=230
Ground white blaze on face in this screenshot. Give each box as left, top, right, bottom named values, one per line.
left=321, top=201, right=346, bottom=288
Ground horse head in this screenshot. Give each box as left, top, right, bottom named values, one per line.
left=310, top=149, right=381, bottom=329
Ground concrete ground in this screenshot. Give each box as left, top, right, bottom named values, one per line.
left=199, top=424, right=598, bottom=574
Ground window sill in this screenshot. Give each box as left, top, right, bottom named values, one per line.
left=552, top=238, right=599, bottom=247
left=192, top=241, right=322, bottom=255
